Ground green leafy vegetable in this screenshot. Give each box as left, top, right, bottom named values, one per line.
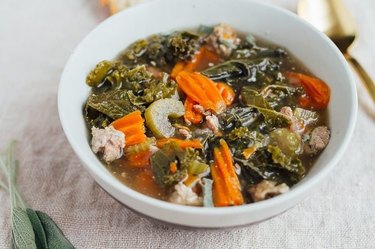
left=234, top=147, right=303, bottom=186
left=150, top=143, right=187, bottom=186
left=261, top=84, right=303, bottom=110
left=239, top=86, right=291, bottom=130
left=127, top=73, right=177, bottom=106
left=167, top=31, right=200, bottom=61
left=267, top=145, right=305, bottom=176
left=202, top=57, right=282, bottom=85
left=86, top=89, right=142, bottom=120
left=183, top=148, right=209, bottom=176
left=121, top=32, right=199, bottom=69
left=240, top=86, right=271, bottom=109
left=218, top=107, right=260, bottom=131
left=257, top=107, right=291, bottom=129
left=86, top=60, right=117, bottom=87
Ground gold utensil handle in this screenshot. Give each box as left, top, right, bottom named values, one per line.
left=346, top=54, right=375, bottom=103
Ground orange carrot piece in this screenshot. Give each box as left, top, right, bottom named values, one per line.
left=242, top=146, right=257, bottom=160
left=156, top=138, right=203, bottom=149
left=169, top=162, right=177, bottom=173
left=117, top=122, right=145, bottom=134
left=111, top=110, right=147, bottom=146
left=176, top=72, right=208, bottom=104
left=211, top=139, right=244, bottom=207
left=176, top=71, right=226, bottom=113
left=184, top=97, right=203, bottom=124
left=184, top=175, right=199, bottom=187
left=211, top=163, right=230, bottom=206
left=111, top=110, right=143, bottom=129
left=189, top=73, right=225, bottom=107
left=126, top=150, right=152, bottom=168
left=171, top=61, right=186, bottom=79
left=286, top=72, right=330, bottom=110
left=216, top=83, right=235, bottom=106
left=126, top=133, right=147, bottom=146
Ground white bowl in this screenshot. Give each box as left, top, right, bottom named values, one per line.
left=58, top=0, right=357, bottom=228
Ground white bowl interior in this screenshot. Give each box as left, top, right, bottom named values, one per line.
left=58, top=0, right=357, bottom=228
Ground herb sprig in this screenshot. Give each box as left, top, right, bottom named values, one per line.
left=0, top=141, right=75, bottom=249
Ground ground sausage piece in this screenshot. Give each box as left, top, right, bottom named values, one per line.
left=304, top=126, right=330, bottom=155
left=205, top=23, right=241, bottom=57
left=169, top=182, right=203, bottom=206
left=178, top=128, right=192, bottom=139
left=91, top=126, right=125, bottom=162
left=205, top=114, right=220, bottom=133
left=248, top=180, right=289, bottom=202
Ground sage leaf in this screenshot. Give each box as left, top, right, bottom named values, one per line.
left=36, top=211, right=75, bottom=249
left=11, top=207, right=37, bottom=249
left=26, top=209, right=48, bottom=249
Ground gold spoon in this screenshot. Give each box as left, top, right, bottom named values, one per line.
left=298, top=0, right=375, bottom=103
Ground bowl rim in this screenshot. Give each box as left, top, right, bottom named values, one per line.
left=58, top=0, right=357, bottom=218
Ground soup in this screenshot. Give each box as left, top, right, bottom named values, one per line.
left=84, top=24, right=331, bottom=207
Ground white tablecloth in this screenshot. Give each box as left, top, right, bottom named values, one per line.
left=1, top=0, right=374, bottom=248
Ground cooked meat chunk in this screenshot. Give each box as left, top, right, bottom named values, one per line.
left=169, top=182, right=203, bottom=206
left=205, top=114, right=220, bottom=133
left=193, top=104, right=211, bottom=116
left=178, top=128, right=192, bottom=139
left=280, top=106, right=305, bottom=133
left=91, top=126, right=125, bottom=162
left=206, top=23, right=241, bottom=57
left=304, top=126, right=330, bottom=155
left=248, top=180, right=289, bottom=202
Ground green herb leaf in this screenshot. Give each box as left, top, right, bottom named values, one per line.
left=11, top=207, right=37, bottom=249
left=26, top=209, right=48, bottom=249
left=36, top=211, right=75, bottom=249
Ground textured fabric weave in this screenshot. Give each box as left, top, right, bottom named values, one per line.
left=1, top=0, right=374, bottom=248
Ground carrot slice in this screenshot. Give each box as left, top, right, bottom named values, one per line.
left=176, top=71, right=226, bottom=114
left=216, top=83, right=235, bottom=106
left=156, top=138, right=203, bottom=149
left=169, top=162, right=178, bottom=173
left=184, top=97, right=203, bottom=124
left=242, top=146, right=257, bottom=160
left=126, top=150, right=152, bottom=168
left=111, top=110, right=147, bottom=146
left=211, top=139, right=244, bottom=207
left=126, top=134, right=147, bottom=146
left=285, top=72, right=330, bottom=110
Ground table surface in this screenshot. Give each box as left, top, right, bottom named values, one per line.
left=1, top=0, right=374, bottom=248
